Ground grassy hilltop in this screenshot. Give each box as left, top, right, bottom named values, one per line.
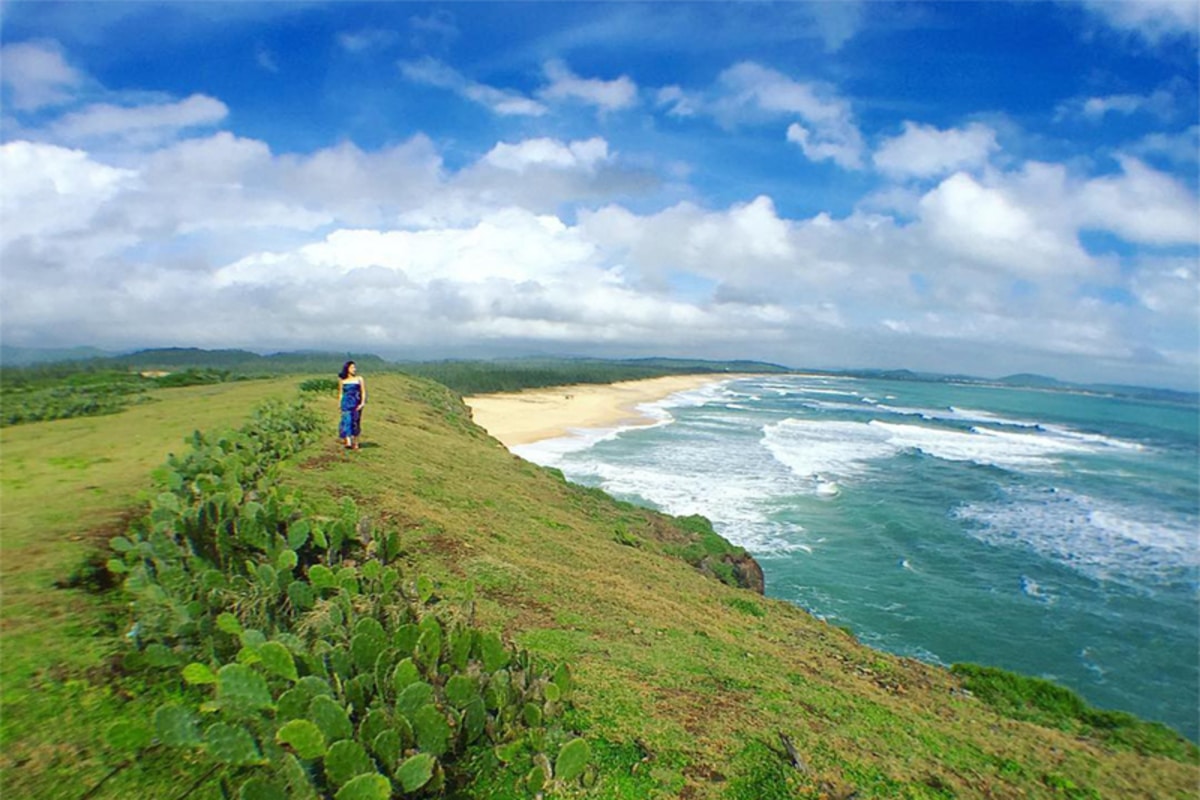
left=1, top=371, right=1196, bottom=799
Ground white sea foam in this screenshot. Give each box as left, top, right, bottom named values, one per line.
left=762, top=415, right=1142, bottom=481
left=798, top=387, right=863, bottom=398
left=762, top=419, right=900, bottom=479
left=946, top=406, right=1042, bottom=428
left=578, top=456, right=814, bottom=554
left=1020, top=575, right=1057, bottom=604
left=956, top=486, right=1200, bottom=581
left=802, top=399, right=885, bottom=415
left=512, top=425, right=629, bottom=465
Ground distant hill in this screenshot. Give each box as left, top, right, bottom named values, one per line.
left=997, top=373, right=1063, bottom=387
left=107, top=348, right=391, bottom=374
left=812, top=367, right=1197, bottom=405
left=0, top=345, right=113, bottom=366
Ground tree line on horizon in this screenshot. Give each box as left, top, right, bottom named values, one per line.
left=0, top=349, right=791, bottom=427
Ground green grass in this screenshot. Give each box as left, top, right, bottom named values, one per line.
left=2, top=372, right=1197, bottom=799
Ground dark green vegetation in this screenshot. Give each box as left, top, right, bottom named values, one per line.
left=0, top=366, right=229, bottom=426
left=950, top=664, right=1195, bottom=762
left=1, top=350, right=785, bottom=428
left=394, top=357, right=788, bottom=396
left=2, top=370, right=1197, bottom=799
left=110, top=397, right=587, bottom=797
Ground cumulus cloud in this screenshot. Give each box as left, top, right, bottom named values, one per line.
left=874, top=122, right=999, bottom=179
left=540, top=59, right=638, bottom=112
left=399, top=57, right=547, bottom=116
left=0, top=141, right=134, bottom=241
left=915, top=172, right=1089, bottom=277
left=0, top=40, right=85, bottom=110
left=5, top=118, right=1186, bottom=375
left=1, top=39, right=1196, bottom=387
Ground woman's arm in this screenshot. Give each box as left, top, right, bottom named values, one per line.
left=357, top=378, right=366, bottom=410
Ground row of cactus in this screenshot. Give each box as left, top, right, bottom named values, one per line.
left=109, top=394, right=592, bottom=796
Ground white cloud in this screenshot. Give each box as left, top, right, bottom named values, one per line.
left=1056, top=87, right=1178, bottom=121
left=808, top=1, right=864, bottom=52
left=874, top=122, right=999, bottom=179
left=656, top=85, right=701, bottom=118
left=1077, top=0, right=1199, bottom=42
left=408, top=10, right=459, bottom=46
left=1, top=57, right=1196, bottom=388
left=0, top=141, right=134, bottom=241
left=1077, top=156, right=1200, bottom=245
left=337, top=28, right=400, bottom=53
left=540, top=59, right=638, bottom=112
left=400, top=57, right=547, bottom=116
left=0, top=40, right=85, bottom=110
left=256, top=46, right=280, bottom=74
left=1128, top=125, right=1200, bottom=165
left=216, top=209, right=598, bottom=288
left=716, top=62, right=864, bottom=169
left=578, top=195, right=796, bottom=288
left=915, top=171, right=1088, bottom=277
left=1130, top=256, right=1199, bottom=317
left=46, top=94, right=228, bottom=146
left=483, top=138, right=610, bottom=173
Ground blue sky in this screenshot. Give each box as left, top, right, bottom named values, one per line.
left=2, top=1, right=1197, bottom=388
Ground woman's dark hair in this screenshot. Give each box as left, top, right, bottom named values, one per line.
left=338, top=361, right=355, bottom=380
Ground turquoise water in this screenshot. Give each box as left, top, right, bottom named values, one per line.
left=516, top=375, right=1200, bottom=740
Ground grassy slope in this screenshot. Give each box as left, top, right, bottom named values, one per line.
left=0, top=379, right=300, bottom=799
left=1, top=374, right=1196, bottom=799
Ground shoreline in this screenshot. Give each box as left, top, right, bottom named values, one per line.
left=464, top=373, right=750, bottom=448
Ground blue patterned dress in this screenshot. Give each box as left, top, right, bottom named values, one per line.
left=339, top=380, right=363, bottom=438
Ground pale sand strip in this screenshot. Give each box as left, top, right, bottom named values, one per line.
left=465, top=374, right=751, bottom=447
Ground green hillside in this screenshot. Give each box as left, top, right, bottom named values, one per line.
left=1, top=373, right=1195, bottom=799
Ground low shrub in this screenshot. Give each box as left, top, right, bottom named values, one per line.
left=107, top=395, right=591, bottom=796
left=951, top=663, right=1196, bottom=762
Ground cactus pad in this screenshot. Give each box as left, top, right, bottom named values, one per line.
left=257, top=641, right=298, bottom=682
left=323, top=739, right=373, bottom=787
left=154, top=704, right=201, bottom=747
left=413, top=703, right=452, bottom=756
left=333, top=773, right=392, bottom=800
left=216, top=663, right=274, bottom=716
left=308, top=695, right=353, bottom=742
left=203, top=722, right=262, bottom=765
left=275, top=719, right=326, bottom=760
left=554, top=737, right=590, bottom=783
left=395, top=752, right=437, bottom=793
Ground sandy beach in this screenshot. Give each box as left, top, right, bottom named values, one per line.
left=464, top=374, right=748, bottom=447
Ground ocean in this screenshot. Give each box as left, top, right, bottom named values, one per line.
left=514, top=374, right=1200, bottom=741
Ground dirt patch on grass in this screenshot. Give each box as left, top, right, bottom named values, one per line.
left=423, top=531, right=473, bottom=570
left=298, top=441, right=354, bottom=471
left=654, top=684, right=751, bottom=737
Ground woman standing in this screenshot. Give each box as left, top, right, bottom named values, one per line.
left=338, top=360, right=366, bottom=450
